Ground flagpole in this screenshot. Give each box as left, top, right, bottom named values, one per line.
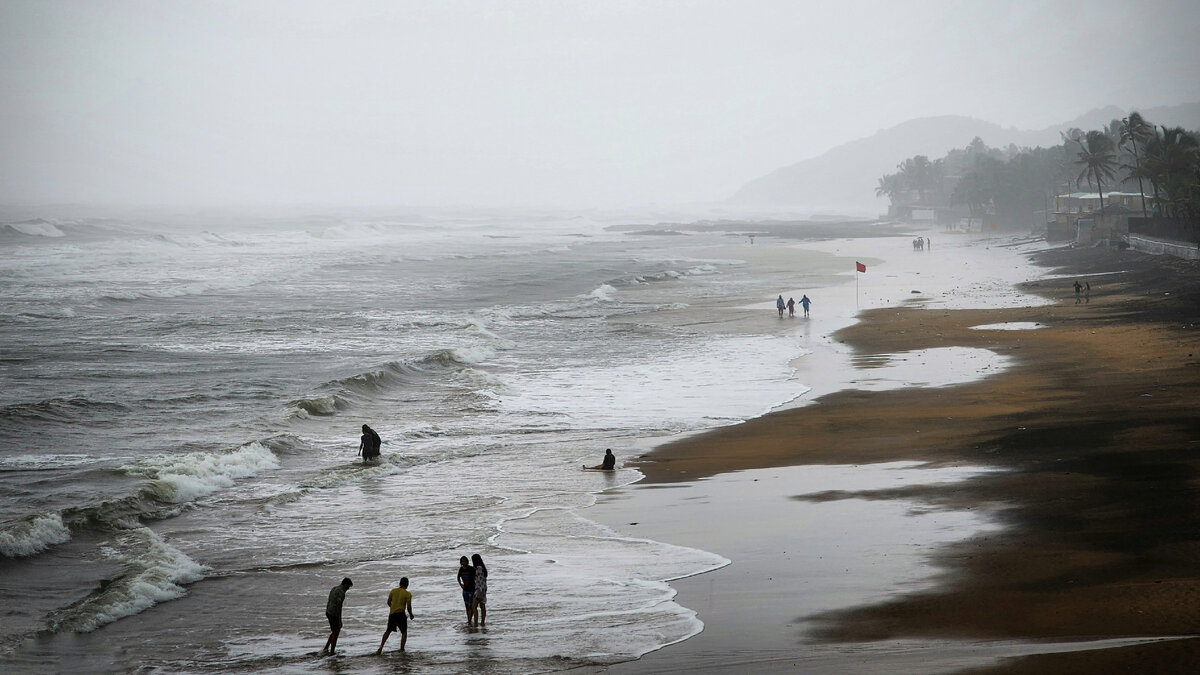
left=854, top=261, right=865, bottom=309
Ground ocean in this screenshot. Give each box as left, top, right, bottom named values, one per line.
left=1, top=209, right=875, bottom=673
left=0, top=210, right=1055, bottom=673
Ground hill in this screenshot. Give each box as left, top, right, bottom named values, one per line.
left=729, top=102, right=1200, bottom=214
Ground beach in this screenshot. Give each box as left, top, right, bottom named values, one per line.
left=598, top=243, right=1200, bottom=673
left=3, top=212, right=1197, bottom=673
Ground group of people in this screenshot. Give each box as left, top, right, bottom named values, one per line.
left=1073, top=280, right=1092, bottom=304
left=320, top=553, right=490, bottom=657
left=912, top=236, right=931, bottom=251
left=776, top=294, right=811, bottom=318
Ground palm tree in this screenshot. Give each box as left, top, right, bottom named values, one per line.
left=1074, top=130, right=1118, bottom=217
left=1119, top=112, right=1154, bottom=217
left=875, top=175, right=896, bottom=200
left=1143, top=126, right=1200, bottom=218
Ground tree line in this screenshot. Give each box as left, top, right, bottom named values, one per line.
left=876, top=113, right=1200, bottom=227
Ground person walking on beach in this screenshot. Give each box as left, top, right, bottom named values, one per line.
left=1085, top=282, right=1091, bottom=303
left=787, top=297, right=795, bottom=317
left=320, top=577, right=352, bottom=656
left=800, top=294, right=812, bottom=318
left=776, top=295, right=785, bottom=318
left=457, top=556, right=476, bottom=624
left=1074, top=280, right=1082, bottom=304
left=376, top=577, right=414, bottom=655
left=359, top=424, right=381, bottom=462
left=470, top=554, right=488, bottom=627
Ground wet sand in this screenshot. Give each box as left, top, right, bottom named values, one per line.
left=602, top=244, right=1200, bottom=672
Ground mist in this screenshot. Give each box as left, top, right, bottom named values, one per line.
left=3, top=0, right=1198, bottom=209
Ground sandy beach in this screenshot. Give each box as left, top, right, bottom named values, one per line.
left=598, top=240, right=1200, bottom=673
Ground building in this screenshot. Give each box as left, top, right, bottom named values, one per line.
left=1049, top=191, right=1145, bottom=243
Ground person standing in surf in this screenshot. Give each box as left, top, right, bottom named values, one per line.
left=359, top=424, right=381, bottom=461
left=470, top=554, right=488, bottom=627
left=800, top=294, right=812, bottom=318
left=776, top=295, right=785, bottom=318
left=320, top=577, right=352, bottom=656
left=376, top=577, right=414, bottom=654
left=457, top=556, right=476, bottom=624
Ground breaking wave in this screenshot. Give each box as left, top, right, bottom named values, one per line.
left=40, top=443, right=280, bottom=547
left=289, top=348, right=497, bottom=418
left=120, top=442, right=280, bottom=504
left=289, top=393, right=350, bottom=418
left=47, top=527, right=206, bottom=633
left=0, top=513, right=72, bottom=558
left=3, top=219, right=66, bottom=238
left=589, top=284, right=618, bottom=301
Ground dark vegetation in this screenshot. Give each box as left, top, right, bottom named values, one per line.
left=876, top=113, right=1200, bottom=228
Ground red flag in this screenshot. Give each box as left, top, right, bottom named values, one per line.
left=856, top=261, right=866, bottom=273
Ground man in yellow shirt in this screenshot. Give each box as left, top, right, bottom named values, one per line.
left=375, top=577, right=414, bottom=655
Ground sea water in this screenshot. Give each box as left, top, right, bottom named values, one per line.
left=0, top=212, right=1053, bottom=673
left=0, top=210, right=844, bottom=673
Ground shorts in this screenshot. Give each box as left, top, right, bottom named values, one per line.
left=386, top=611, right=407, bottom=634
left=326, top=613, right=342, bottom=631
left=462, top=590, right=474, bottom=607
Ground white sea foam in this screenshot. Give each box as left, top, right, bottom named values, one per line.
left=7, top=221, right=66, bottom=237
left=445, top=344, right=494, bottom=364
left=0, top=512, right=72, bottom=557
left=0, top=453, right=100, bottom=470
left=589, top=284, right=618, bottom=301
left=51, top=527, right=206, bottom=632
left=123, top=442, right=279, bottom=504
left=498, top=334, right=810, bottom=431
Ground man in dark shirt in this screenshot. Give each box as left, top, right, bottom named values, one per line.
left=321, top=577, right=352, bottom=656
left=457, top=556, right=476, bottom=623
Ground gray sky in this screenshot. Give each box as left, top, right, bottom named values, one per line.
left=2, top=0, right=1198, bottom=209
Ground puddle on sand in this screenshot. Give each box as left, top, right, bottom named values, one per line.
left=970, top=321, right=1044, bottom=331
left=847, top=346, right=1009, bottom=389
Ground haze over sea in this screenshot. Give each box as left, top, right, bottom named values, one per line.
left=0, top=210, right=1048, bottom=672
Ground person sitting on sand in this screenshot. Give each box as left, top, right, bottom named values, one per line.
left=585, top=449, right=616, bottom=470
left=359, top=424, right=381, bottom=461
left=376, top=577, right=414, bottom=655
left=320, top=577, right=352, bottom=656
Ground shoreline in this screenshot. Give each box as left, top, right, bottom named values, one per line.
left=599, top=241, right=1200, bottom=672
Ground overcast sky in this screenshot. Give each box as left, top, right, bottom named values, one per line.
left=2, top=0, right=1198, bottom=209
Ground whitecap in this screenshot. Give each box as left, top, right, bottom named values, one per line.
left=122, top=442, right=279, bottom=504
left=7, top=221, right=66, bottom=237
left=590, top=284, right=618, bottom=301
left=48, top=527, right=206, bottom=632
left=0, top=512, right=72, bottom=558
